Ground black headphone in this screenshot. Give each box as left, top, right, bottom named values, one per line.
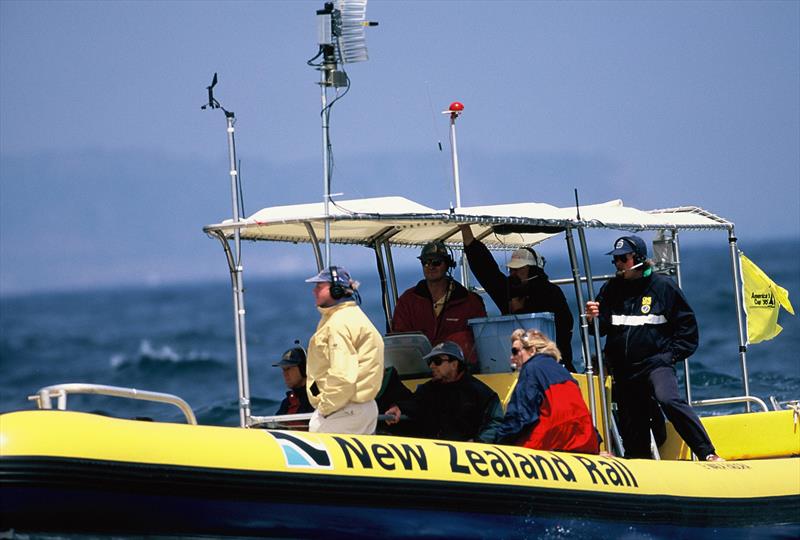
left=329, top=266, right=347, bottom=300
left=293, top=339, right=307, bottom=378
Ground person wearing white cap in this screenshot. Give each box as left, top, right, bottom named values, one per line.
left=304, top=266, right=384, bottom=435
left=460, top=225, right=575, bottom=372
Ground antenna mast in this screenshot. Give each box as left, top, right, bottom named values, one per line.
left=443, top=101, right=465, bottom=209
left=312, top=0, right=377, bottom=267
left=201, top=73, right=252, bottom=427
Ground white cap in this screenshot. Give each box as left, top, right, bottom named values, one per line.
left=506, top=248, right=545, bottom=269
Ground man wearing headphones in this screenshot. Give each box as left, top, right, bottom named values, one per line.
left=460, top=225, right=576, bottom=372
left=305, top=266, right=384, bottom=434
left=585, top=235, right=722, bottom=461
left=392, top=241, right=487, bottom=369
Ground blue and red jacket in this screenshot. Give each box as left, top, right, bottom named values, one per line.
left=496, top=354, right=599, bottom=454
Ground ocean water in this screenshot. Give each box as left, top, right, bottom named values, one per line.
left=1, top=239, right=798, bottom=426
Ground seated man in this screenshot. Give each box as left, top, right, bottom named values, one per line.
left=496, top=329, right=599, bottom=454
left=461, top=224, right=576, bottom=372
left=273, top=342, right=314, bottom=418
left=384, top=341, right=504, bottom=443
left=392, top=241, right=486, bottom=369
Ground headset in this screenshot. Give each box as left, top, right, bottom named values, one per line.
left=293, top=339, right=307, bottom=378
left=329, top=266, right=347, bottom=300
left=444, top=246, right=457, bottom=269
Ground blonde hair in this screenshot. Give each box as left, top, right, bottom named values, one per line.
left=510, top=328, right=562, bottom=363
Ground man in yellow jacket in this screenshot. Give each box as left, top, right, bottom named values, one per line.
left=305, top=266, right=384, bottom=434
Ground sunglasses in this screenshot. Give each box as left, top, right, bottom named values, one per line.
left=422, top=259, right=445, bottom=267
left=511, top=347, right=522, bottom=356
left=613, top=254, right=630, bottom=263
left=427, top=355, right=451, bottom=366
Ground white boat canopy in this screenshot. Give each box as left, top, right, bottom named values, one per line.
left=204, top=196, right=734, bottom=249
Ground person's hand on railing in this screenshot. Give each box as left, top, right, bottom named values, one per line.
left=384, top=405, right=402, bottom=425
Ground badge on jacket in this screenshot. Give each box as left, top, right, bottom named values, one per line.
left=641, top=296, right=652, bottom=314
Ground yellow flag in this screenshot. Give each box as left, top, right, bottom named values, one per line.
left=740, top=252, right=795, bottom=344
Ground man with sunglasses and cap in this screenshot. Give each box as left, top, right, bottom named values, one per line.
left=392, top=241, right=487, bottom=369
left=383, top=341, right=504, bottom=443
left=585, top=235, right=722, bottom=461
left=460, top=225, right=575, bottom=372
left=305, top=266, right=384, bottom=435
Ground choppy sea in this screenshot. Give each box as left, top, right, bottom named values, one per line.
left=1, top=239, right=798, bottom=426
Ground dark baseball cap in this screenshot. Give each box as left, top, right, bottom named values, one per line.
left=417, top=241, right=452, bottom=263
left=606, top=236, right=647, bottom=259
left=422, top=340, right=465, bottom=364
left=273, top=346, right=306, bottom=368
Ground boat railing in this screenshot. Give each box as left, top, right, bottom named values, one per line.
left=249, top=412, right=404, bottom=429
left=769, top=397, right=800, bottom=413
left=28, top=383, right=198, bottom=425
left=690, top=394, right=769, bottom=413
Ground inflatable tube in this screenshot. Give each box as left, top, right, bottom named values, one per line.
left=1, top=410, right=798, bottom=538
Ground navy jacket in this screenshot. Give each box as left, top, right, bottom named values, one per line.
left=464, top=239, right=575, bottom=372
left=595, top=272, right=698, bottom=381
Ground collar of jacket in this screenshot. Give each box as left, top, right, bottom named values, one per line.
left=413, top=277, right=469, bottom=301
left=317, top=300, right=356, bottom=316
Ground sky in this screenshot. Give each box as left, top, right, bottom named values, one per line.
left=0, top=0, right=798, bottom=295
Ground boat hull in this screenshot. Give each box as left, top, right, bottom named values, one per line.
left=1, top=410, right=798, bottom=538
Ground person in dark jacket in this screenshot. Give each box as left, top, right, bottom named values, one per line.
left=460, top=225, right=575, bottom=373
left=383, top=341, right=504, bottom=443
left=586, top=235, right=723, bottom=461
left=392, top=242, right=486, bottom=369
left=496, top=329, right=599, bottom=454
left=273, top=343, right=314, bottom=428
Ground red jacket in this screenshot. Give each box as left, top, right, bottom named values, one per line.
left=496, top=353, right=599, bottom=454
left=391, top=278, right=486, bottom=366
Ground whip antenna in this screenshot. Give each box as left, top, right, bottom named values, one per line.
left=311, top=0, right=378, bottom=267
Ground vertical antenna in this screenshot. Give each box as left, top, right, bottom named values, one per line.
left=312, top=1, right=377, bottom=268
left=442, top=101, right=464, bottom=209
left=201, top=73, right=252, bottom=427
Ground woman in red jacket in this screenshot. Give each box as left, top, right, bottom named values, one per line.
left=496, top=329, right=599, bottom=454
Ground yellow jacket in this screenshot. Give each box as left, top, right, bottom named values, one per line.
left=306, top=301, right=384, bottom=416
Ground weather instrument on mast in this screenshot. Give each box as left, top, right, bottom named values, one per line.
left=310, top=0, right=378, bottom=267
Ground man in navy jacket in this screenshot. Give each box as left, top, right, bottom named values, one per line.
left=586, top=235, right=722, bottom=461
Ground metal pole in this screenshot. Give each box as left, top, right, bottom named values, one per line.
left=670, top=230, right=694, bottom=405
left=223, top=114, right=251, bottom=428
left=577, top=226, right=612, bottom=447
left=320, top=79, right=332, bottom=268
left=728, top=229, right=752, bottom=412
left=384, top=242, right=399, bottom=307
left=564, top=225, right=598, bottom=427
left=444, top=102, right=464, bottom=209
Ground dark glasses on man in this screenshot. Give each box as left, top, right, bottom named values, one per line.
left=422, top=259, right=445, bottom=267
left=511, top=347, right=521, bottom=356
left=613, top=254, right=630, bottom=263
left=427, top=355, right=451, bottom=366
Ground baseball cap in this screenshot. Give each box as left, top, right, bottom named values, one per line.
left=305, top=266, right=353, bottom=287
left=417, top=241, right=452, bottom=263
left=606, top=236, right=648, bottom=259
left=422, top=341, right=465, bottom=364
left=272, top=346, right=306, bottom=368
left=506, top=248, right=546, bottom=269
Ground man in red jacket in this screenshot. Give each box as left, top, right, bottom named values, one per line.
left=392, top=242, right=486, bottom=370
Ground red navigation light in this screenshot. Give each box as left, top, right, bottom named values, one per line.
left=449, top=101, right=464, bottom=112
